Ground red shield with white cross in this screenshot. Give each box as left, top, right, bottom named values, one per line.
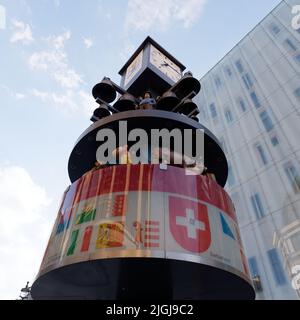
left=169, top=196, right=211, bottom=253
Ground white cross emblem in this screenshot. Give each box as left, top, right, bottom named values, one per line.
left=176, top=208, right=205, bottom=239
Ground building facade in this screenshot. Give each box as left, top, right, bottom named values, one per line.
left=196, top=0, right=300, bottom=299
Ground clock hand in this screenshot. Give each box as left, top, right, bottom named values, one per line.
left=159, top=62, right=169, bottom=68
left=159, top=63, right=168, bottom=69
left=160, top=62, right=181, bottom=74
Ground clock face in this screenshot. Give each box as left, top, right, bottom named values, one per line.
left=124, top=50, right=143, bottom=87
left=150, top=45, right=182, bottom=82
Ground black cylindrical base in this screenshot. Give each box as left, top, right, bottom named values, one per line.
left=31, top=258, right=255, bottom=300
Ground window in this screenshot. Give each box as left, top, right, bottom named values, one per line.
left=267, top=248, right=286, bottom=286
left=235, top=60, right=244, bottom=73
left=209, top=103, right=217, bottom=118
left=284, top=162, right=300, bottom=193
left=270, top=23, right=280, bottom=35
left=225, top=67, right=232, bottom=77
left=250, top=193, right=265, bottom=220
left=239, top=98, right=247, bottom=112
left=291, top=232, right=300, bottom=252
left=199, top=105, right=207, bottom=120
left=242, top=73, right=253, bottom=89
left=215, top=77, right=222, bottom=88
left=284, top=38, right=297, bottom=51
left=271, top=135, right=279, bottom=146
left=294, top=87, right=300, bottom=99
left=227, top=164, right=236, bottom=186
left=255, top=143, right=268, bottom=165
left=250, top=91, right=260, bottom=108
left=224, top=108, right=233, bottom=124
left=260, top=111, right=274, bottom=132
left=248, top=256, right=259, bottom=277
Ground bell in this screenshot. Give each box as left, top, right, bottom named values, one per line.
left=156, top=91, right=180, bottom=111
left=191, top=115, right=200, bottom=122
left=173, top=72, right=201, bottom=100
left=179, top=99, right=200, bottom=116
left=92, top=77, right=117, bottom=103
left=90, top=106, right=111, bottom=122
left=113, top=93, right=137, bottom=112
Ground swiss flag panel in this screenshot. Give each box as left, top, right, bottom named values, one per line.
left=169, top=196, right=211, bottom=253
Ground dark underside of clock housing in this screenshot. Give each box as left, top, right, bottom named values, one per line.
left=125, top=66, right=173, bottom=98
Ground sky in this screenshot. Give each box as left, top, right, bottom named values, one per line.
left=0, top=0, right=282, bottom=299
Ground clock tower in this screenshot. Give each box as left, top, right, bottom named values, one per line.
left=119, top=36, right=186, bottom=98
left=30, top=36, right=255, bottom=301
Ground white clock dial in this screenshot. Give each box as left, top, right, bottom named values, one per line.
left=124, top=50, right=143, bottom=87
left=150, top=45, right=181, bottom=82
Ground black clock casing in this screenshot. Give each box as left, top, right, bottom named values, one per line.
left=119, top=36, right=186, bottom=98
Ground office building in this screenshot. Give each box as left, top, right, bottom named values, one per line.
left=196, top=0, right=300, bottom=299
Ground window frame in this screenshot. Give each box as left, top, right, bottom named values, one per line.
left=267, top=248, right=286, bottom=286
left=209, top=103, right=217, bottom=119
left=255, top=143, right=268, bottom=165
left=250, top=193, right=265, bottom=220
left=283, top=161, right=300, bottom=193
left=250, top=91, right=261, bottom=109
left=260, top=110, right=274, bottom=132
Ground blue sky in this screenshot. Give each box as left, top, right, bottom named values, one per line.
left=0, top=0, right=281, bottom=299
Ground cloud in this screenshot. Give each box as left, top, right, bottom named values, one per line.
left=125, top=0, right=207, bottom=33
left=15, top=93, right=26, bottom=100
left=0, top=165, right=52, bottom=300
left=28, top=31, right=83, bottom=89
left=31, top=88, right=97, bottom=117
left=0, top=84, right=27, bottom=101
left=78, top=90, right=98, bottom=116
left=83, top=37, right=93, bottom=49
left=10, top=19, right=34, bottom=44
left=29, top=51, right=65, bottom=71
left=28, top=30, right=96, bottom=117
left=31, top=88, right=50, bottom=101
left=0, top=5, right=6, bottom=30
left=54, top=69, right=83, bottom=89
left=1, top=85, right=95, bottom=116
left=45, top=30, right=71, bottom=50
